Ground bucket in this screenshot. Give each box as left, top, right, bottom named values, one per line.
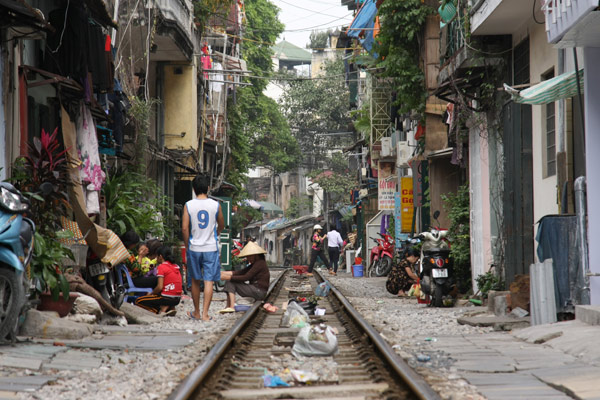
left=352, top=264, right=364, bottom=278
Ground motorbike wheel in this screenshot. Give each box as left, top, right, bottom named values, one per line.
left=0, top=267, right=25, bottom=341
left=376, top=256, right=393, bottom=277
left=368, top=260, right=380, bottom=277
left=432, top=283, right=443, bottom=307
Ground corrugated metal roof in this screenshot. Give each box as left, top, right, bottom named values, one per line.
left=271, top=40, right=312, bottom=62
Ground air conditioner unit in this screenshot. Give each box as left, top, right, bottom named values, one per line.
left=397, top=141, right=411, bottom=167
left=380, top=137, right=394, bottom=157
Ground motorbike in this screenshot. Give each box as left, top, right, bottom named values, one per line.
left=417, top=210, right=454, bottom=307
left=368, top=232, right=395, bottom=277
left=84, top=251, right=124, bottom=309
left=0, top=182, right=36, bottom=340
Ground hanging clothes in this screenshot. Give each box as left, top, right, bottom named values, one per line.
left=210, top=62, right=224, bottom=93
left=76, top=102, right=105, bottom=214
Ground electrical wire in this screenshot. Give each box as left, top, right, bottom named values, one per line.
left=533, top=0, right=545, bottom=24
left=49, top=0, right=69, bottom=53
left=274, top=0, right=350, bottom=20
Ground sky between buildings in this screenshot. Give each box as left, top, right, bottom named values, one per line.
left=271, top=0, right=354, bottom=49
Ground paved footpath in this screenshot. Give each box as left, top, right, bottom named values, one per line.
left=424, top=308, right=600, bottom=400
left=0, top=325, right=199, bottom=399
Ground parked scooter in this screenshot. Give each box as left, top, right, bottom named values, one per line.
left=84, top=251, right=124, bottom=309
left=417, top=211, right=454, bottom=307
left=368, top=232, right=395, bottom=277
left=0, top=182, right=36, bottom=340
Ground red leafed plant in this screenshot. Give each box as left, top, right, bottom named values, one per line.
left=11, top=127, right=71, bottom=236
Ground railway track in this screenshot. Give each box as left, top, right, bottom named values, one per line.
left=168, top=269, right=441, bottom=400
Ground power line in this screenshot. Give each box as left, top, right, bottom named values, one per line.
left=274, top=0, right=350, bottom=19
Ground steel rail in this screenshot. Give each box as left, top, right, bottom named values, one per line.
left=315, top=270, right=442, bottom=400
left=167, top=271, right=288, bottom=400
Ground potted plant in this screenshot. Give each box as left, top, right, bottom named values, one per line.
left=10, top=128, right=74, bottom=311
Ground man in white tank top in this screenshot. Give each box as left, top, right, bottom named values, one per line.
left=182, top=175, right=224, bottom=321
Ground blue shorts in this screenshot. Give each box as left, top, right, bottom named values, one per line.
left=187, top=250, right=220, bottom=282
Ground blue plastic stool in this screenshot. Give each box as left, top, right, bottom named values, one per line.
left=115, top=264, right=153, bottom=303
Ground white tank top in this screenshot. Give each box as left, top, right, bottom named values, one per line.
left=186, top=198, right=220, bottom=252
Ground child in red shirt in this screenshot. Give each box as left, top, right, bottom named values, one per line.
left=135, top=246, right=182, bottom=315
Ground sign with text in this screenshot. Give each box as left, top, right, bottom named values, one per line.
left=378, top=177, right=396, bottom=210
left=400, top=177, right=414, bottom=232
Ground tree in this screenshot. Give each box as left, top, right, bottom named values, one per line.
left=280, top=58, right=353, bottom=170
left=372, top=0, right=433, bottom=116
left=225, top=0, right=300, bottom=194
left=307, top=30, right=331, bottom=50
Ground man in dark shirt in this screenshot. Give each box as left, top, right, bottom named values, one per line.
left=220, top=242, right=270, bottom=311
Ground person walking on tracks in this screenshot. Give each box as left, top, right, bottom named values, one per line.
left=219, top=241, right=270, bottom=312
left=326, top=226, right=344, bottom=276
left=307, top=224, right=330, bottom=276
left=182, top=175, right=225, bottom=321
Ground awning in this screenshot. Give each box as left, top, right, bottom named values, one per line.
left=346, top=0, right=377, bottom=52
left=258, top=201, right=283, bottom=215
left=504, top=69, right=584, bottom=105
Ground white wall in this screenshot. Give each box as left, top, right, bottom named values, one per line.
left=528, top=23, right=560, bottom=257
left=584, top=47, right=600, bottom=305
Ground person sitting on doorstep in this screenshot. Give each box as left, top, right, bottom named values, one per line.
left=134, top=245, right=182, bottom=315
left=219, top=242, right=270, bottom=312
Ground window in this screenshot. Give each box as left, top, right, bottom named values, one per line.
left=543, top=69, right=556, bottom=177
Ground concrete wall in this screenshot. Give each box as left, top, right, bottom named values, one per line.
left=528, top=23, right=560, bottom=238
left=584, top=47, right=600, bottom=305
left=164, top=63, right=198, bottom=151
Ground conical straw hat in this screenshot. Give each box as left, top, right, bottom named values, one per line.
left=238, top=241, right=267, bottom=257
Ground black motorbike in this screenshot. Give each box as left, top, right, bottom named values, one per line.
left=84, top=251, right=124, bottom=309
left=418, top=211, right=454, bottom=307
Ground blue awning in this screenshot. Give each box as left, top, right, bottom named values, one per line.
left=346, top=0, right=377, bottom=52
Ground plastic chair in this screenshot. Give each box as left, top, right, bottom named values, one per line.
left=115, top=264, right=153, bottom=303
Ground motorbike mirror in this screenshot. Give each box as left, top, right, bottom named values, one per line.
left=39, top=182, right=55, bottom=196
left=433, top=210, right=440, bottom=220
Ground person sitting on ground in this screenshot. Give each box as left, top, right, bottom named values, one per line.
left=134, top=245, right=182, bottom=315
left=386, top=247, right=420, bottom=297
left=132, top=238, right=162, bottom=289
left=219, top=242, right=270, bottom=312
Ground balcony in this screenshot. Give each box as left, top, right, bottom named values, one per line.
left=153, top=0, right=195, bottom=61
left=470, top=0, right=536, bottom=35
left=544, top=0, right=600, bottom=47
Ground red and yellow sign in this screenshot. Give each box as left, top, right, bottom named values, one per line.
left=400, top=177, right=414, bottom=232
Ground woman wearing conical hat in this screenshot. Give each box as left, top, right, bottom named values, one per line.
left=219, top=242, right=270, bottom=312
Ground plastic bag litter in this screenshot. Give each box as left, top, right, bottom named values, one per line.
left=290, top=369, right=319, bottom=383
left=292, top=324, right=338, bottom=357
left=315, top=282, right=331, bottom=297
left=263, top=374, right=289, bottom=387
left=282, top=301, right=309, bottom=328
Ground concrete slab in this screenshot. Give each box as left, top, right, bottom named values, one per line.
left=453, top=358, right=516, bottom=373
left=0, top=376, right=57, bottom=392
left=457, top=315, right=530, bottom=328
left=533, top=366, right=600, bottom=399
left=69, top=333, right=197, bottom=351
left=43, top=349, right=102, bottom=370
left=0, top=356, right=42, bottom=370
left=575, top=305, right=600, bottom=325
left=0, top=344, right=66, bottom=359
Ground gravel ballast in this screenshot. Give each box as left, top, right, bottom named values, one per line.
left=9, top=270, right=492, bottom=400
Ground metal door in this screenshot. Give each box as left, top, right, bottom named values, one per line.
left=502, top=38, right=534, bottom=285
